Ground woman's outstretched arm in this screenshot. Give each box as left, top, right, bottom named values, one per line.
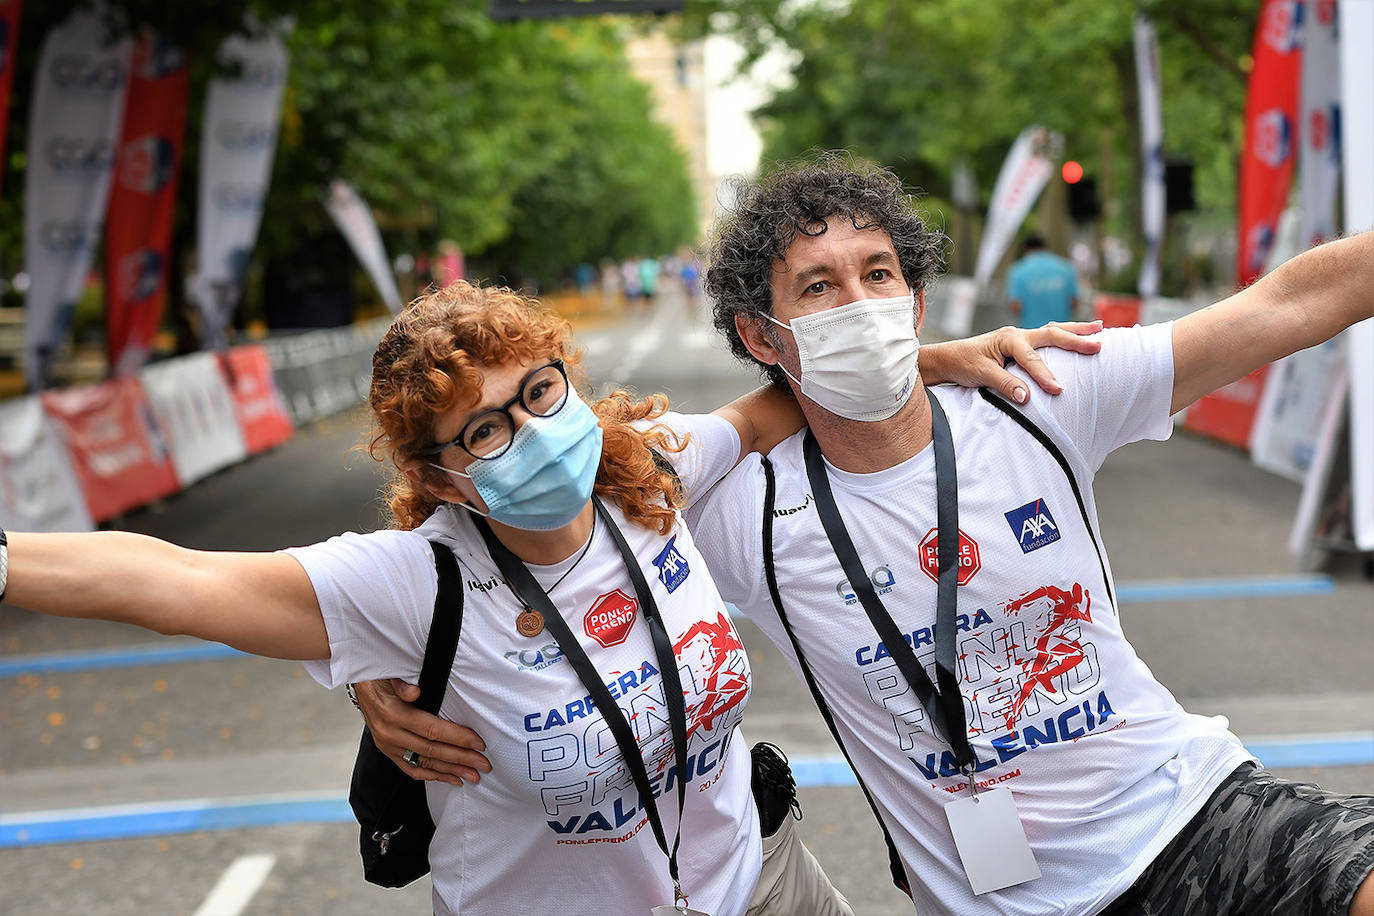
left=4, top=530, right=328, bottom=660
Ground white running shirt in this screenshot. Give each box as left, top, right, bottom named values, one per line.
left=687, top=324, right=1252, bottom=916
left=289, top=412, right=761, bottom=916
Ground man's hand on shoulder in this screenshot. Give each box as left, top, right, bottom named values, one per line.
left=352, top=678, right=492, bottom=785
left=921, top=320, right=1104, bottom=403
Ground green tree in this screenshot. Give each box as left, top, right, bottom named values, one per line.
left=688, top=0, right=1255, bottom=291
left=479, top=22, right=697, bottom=286
left=2, top=1, right=696, bottom=339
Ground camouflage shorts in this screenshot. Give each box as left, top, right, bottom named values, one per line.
left=1101, top=763, right=1374, bottom=916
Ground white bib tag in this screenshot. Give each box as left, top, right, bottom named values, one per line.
left=944, top=787, right=1042, bottom=895
left=650, top=906, right=710, bottom=916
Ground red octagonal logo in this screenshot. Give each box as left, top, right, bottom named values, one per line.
left=585, top=588, right=638, bottom=648
left=918, top=528, right=981, bottom=586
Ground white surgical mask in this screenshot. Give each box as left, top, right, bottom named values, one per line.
left=766, top=292, right=920, bottom=422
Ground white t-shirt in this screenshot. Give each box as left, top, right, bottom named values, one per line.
left=686, top=325, right=1252, bottom=916
left=289, top=412, right=762, bottom=916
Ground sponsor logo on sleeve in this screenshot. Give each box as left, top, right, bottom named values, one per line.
left=651, top=535, right=689, bottom=593
left=1004, top=499, right=1061, bottom=553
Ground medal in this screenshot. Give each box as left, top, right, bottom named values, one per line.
left=516, top=607, right=544, bottom=637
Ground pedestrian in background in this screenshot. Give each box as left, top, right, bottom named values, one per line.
left=620, top=259, right=643, bottom=302
left=639, top=256, right=661, bottom=303
left=1007, top=235, right=1080, bottom=328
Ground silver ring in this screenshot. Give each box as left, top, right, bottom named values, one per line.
left=402, top=750, right=421, bottom=767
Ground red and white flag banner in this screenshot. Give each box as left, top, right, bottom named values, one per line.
left=0, top=0, right=22, bottom=197
left=105, top=31, right=190, bottom=376
left=23, top=8, right=131, bottom=390
left=40, top=376, right=181, bottom=522
left=1187, top=0, right=1302, bottom=449
left=1299, top=0, right=1341, bottom=250
left=220, top=344, right=294, bottom=455
left=973, top=125, right=1061, bottom=288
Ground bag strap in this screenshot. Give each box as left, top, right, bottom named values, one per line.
left=415, top=541, right=465, bottom=716
left=976, top=389, right=1116, bottom=610
left=760, top=455, right=913, bottom=898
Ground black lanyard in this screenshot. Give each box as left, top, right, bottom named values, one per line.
left=801, top=387, right=977, bottom=777
left=475, top=497, right=693, bottom=905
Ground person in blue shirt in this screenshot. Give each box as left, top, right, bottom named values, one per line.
left=1007, top=235, right=1080, bottom=328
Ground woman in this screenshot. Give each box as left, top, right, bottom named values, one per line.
left=1, top=282, right=1093, bottom=914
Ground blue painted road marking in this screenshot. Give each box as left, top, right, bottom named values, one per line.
left=2, top=733, right=1370, bottom=849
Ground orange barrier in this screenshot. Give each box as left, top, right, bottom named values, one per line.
left=41, top=377, right=180, bottom=523
left=1092, top=293, right=1142, bottom=328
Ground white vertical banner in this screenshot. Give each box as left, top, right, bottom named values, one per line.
left=138, top=352, right=247, bottom=486
left=1340, top=0, right=1374, bottom=550
left=1299, top=0, right=1342, bottom=250
left=324, top=179, right=403, bottom=314
left=192, top=25, right=289, bottom=350
left=0, top=396, right=94, bottom=532
left=1134, top=14, right=1165, bottom=298
left=23, top=9, right=131, bottom=390
left=973, top=125, right=1060, bottom=287
left=1251, top=336, right=1346, bottom=482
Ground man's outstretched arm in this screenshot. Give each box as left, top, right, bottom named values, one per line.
left=1172, top=232, right=1374, bottom=414
left=352, top=678, right=492, bottom=785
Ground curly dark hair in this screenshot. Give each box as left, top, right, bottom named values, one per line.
left=705, top=152, right=944, bottom=386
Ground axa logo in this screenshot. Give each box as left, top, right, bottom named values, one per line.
left=652, top=536, right=689, bottom=593
left=1004, top=498, right=1061, bottom=554
left=773, top=494, right=813, bottom=517
left=504, top=643, right=565, bottom=672
left=836, top=565, right=897, bottom=605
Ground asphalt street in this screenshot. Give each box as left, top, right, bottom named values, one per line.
left=1, top=289, right=1371, bottom=915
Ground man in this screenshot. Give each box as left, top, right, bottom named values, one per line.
left=361, top=156, right=1374, bottom=914
left=1007, top=234, right=1079, bottom=327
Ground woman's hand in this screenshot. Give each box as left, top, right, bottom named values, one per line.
left=920, top=320, right=1104, bottom=403
left=353, top=678, right=493, bottom=785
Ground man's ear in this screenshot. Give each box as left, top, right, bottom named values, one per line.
left=735, top=312, right=781, bottom=366
left=915, top=287, right=926, bottom=337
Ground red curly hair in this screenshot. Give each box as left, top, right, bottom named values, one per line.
left=368, top=281, right=687, bottom=533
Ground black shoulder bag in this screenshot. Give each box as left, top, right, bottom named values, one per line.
left=350, top=539, right=465, bottom=888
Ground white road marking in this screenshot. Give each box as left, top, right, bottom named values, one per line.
left=576, top=334, right=614, bottom=360
left=619, top=313, right=670, bottom=376
left=193, top=853, right=277, bottom=916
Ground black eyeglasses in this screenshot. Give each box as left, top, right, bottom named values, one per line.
left=417, top=359, right=570, bottom=461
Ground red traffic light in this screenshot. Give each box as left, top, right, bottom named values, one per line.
left=1061, top=161, right=1084, bottom=184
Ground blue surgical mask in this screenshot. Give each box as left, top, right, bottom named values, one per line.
left=432, top=390, right=603, bottom=531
